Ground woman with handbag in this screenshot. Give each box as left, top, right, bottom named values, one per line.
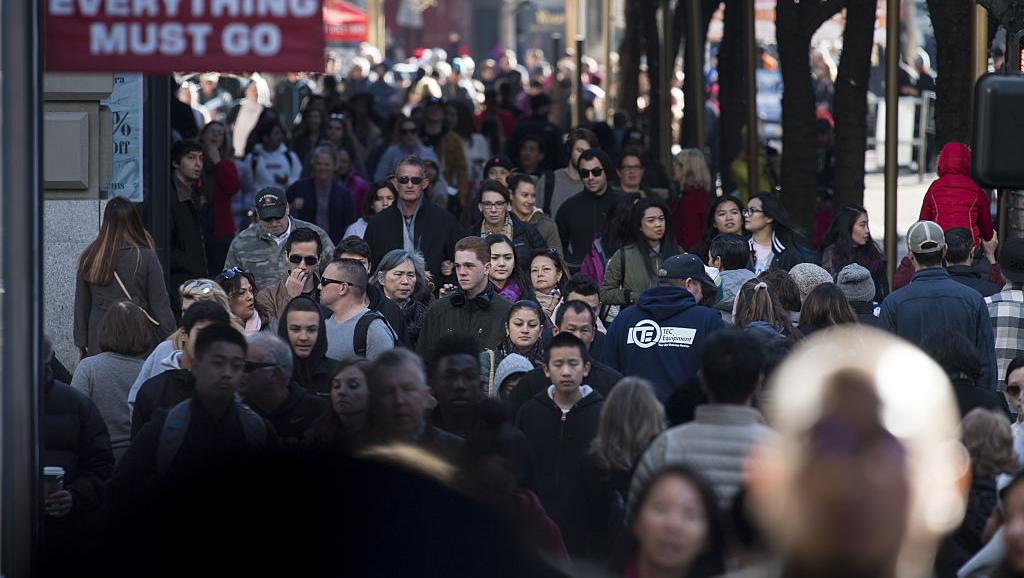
left=74, top=197, right=176, bottom=360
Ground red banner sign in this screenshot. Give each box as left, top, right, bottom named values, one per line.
left=45, top=0, right=325, bottom=72
left=323, top=0, right=368, bottom=44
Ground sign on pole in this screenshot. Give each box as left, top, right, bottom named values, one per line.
left=45, top=0, right=325, bottom=72
left=102, top=73, right=144, bottom=202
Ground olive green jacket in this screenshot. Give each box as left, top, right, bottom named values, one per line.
left=599, top=244, right=677, bottom=306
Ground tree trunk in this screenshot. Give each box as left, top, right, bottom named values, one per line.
left=679, top=0, right=722, bottom=149
left=717, top=0, right=748, bottom=195
left=776, top=0, right=842, bottom=230
left=832, top=0, right=876, bottom=210
left=926, top=0, right=974, bottom=147
left=643, top=0, right=663, bottom=157
left=617, top=0, right=645, bottom=121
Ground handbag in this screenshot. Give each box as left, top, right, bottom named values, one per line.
left=113, top=271, right=161, bottom=327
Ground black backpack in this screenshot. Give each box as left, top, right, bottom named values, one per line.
left=354, top=310, right=398, bottom=357
left=542, top=170, right=556, bottom=216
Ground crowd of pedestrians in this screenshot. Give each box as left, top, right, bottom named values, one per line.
left=46, top=54, right=1024, bottom=578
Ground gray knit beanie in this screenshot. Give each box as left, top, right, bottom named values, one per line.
left=836, top=263, right=876, bottom=303
left=788, top=263, right=834, bottom=302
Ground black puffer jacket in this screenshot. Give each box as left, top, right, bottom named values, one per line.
left=277, top=296, right=339, bottom=397
left=43, top=377, right=115, bottom=517
left=514, top=388, right=604, bottom=530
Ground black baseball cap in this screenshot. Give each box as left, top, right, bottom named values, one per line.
left=658, top=253, right=715, bottom=286
left=484, top=154, right=515, bottom=175
left=255, top=187, right=287, bottom=220
left=1001, top=238, right=1024, bottom=283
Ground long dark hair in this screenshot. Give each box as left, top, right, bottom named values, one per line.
left=484, top=234, right=536, bottom=302
left=613, top=464, right=727, bottom=577
left=749, top=192, right=800, bottom=249
left=602, top=194, right=640, bottom=259
left=627, top=198, right=682, bottom=279
left=821, top=205, right=885, bottom=275
left=694, top=196, right=745, bottom=255
left=79, top=197, right=155, bottom=285
left=497, top=300, right=547, bottom=364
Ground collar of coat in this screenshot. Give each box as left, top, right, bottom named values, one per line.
left=748, top=233, right=787, bottom=254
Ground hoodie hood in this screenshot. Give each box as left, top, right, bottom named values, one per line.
left=160, top=349, right=184, bottom=372
left=937, top=142, right=971, bottom=177
left=636, top=285, right=697, bottom=321
left=277, top=295, right=330, bottom=383
left=743, top=320, right=789, bottom=345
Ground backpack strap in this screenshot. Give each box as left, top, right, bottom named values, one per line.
left=235, top=400, right=269, bottom=451
left=354, top=310, right=397, bottom=358
left=157, top=400, right=192, bottom=477
left=542, top=170, right=555, bottom=216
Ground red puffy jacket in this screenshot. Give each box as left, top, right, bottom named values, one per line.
left=919, top=143, right=993, bottom=249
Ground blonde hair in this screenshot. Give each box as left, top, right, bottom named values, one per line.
left=673, top=148, right=711, bottom=191
left=962, top=408, right=1017, bottom=477
left=591, top=378, right=666, bottom=472
left=171, top=279, right=241, bottom=348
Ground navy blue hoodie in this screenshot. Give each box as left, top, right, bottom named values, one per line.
left=599, top=285, right=725, bottom=401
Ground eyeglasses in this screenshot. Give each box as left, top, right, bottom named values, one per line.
left=330, top=113, right=346, bottom=121
left=480, top=201, right=507, bottom=210
left=221, top=267, right=244, bottom=280
left=396, top=176, right=424, bottom=185
left=244, top=361, right=280, bottom=373
left=742, top=208, right=764, bottom=217
left=620, top=164, right=644, bottom=171
left=180, top=280, right=215, bottom=296
left=289, top=254, right=319, bottom=266
left=579, top=168, right=604, bottom=178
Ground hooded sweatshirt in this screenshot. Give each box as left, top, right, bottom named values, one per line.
left=919, top=143, right=994, bottom=249
left=278, top=296, right=338, bottom=397
left=600, top=285, right=725, bottom=401
left=246, top=142, right=302, bottom=192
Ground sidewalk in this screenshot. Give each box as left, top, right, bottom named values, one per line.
left=862, top=169, right=935, bottom=260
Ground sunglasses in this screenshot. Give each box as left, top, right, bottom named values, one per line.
left=180, top=280, right=215, bottom=296
left=396, top=176, right=424, bottom=185
left=221, top=267, right=244, bottom=280
left=289, top=254, right=318, bottom=266
left=319, top=276, right=352, bottom=288
left=579, top=168, right=604, bottom=178
left=244, top=361, right=279, bottom=373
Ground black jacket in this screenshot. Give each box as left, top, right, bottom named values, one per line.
left=367, top=284, right=409, bottom=346
left=950, top=376, right=1011, bottom=419
left=564, top=454, right=632, bottom=560
left=468, top=214, right=548, bottom=273
left=113, top=397, right=278, bottom=510
left=850, top=300, right=883, bottom=328
left=416, top=284, right=513, bottom=363
left=169, top=177, right=208, bottom=287
left=277, top=296, right=339, bottom=397
left=364, top=200, right=466, bottom=284
left=131, top=368, right=195, bottom=438
left=43, top=378, right=115, bottom=518
left=947, top=265, right=1002, bottom=297
left=555, top=187, right=625, bottom=268
left=514, top=388, right=604, bottom=529
left=508, top=360, right=622, bottom=414
left=248, top=382, right=328, bottom=446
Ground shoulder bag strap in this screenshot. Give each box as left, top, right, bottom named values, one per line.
left=113, top=271, right=160, bottom=326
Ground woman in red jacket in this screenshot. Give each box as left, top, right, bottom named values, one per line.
left=199, top=120, right=241, bottom=275
left=919, top=142, right=994, bottom=249
left=669, top=148, right=713, bottom=252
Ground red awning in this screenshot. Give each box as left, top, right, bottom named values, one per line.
left=324, top=0, right=368, bottom=43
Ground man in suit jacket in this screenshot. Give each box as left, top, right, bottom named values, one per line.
left=364, top=155, right=465, bottom=285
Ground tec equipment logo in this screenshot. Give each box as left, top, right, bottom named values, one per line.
left=626, top=320, right=698, bottom=349
left=627, top=320, right=663, bottom=349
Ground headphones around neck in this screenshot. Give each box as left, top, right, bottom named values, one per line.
left=450, top=284, right=493, bottom=310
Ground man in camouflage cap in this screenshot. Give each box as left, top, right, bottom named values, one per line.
left=224, top=187, right=334, bottom=291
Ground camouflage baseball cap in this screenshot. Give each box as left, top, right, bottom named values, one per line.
left=255, top=187, right=287, bottom=220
